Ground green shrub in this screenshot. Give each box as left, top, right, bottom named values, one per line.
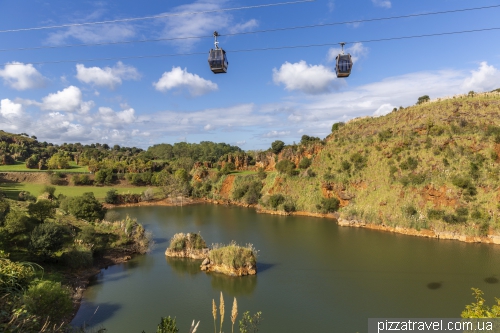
left=62, top=246, right=93, bottom=270
left=23, top=280, right=73, bottom=322
left=66, top=192, right=107, bottom=221
left=298, top=157, right=312, bottom=169
left=331, top=122, right=345, bottom=132
left=427, top=209, right=445, bottom=220
left=27, top=200, right=55, bottom=223
left=340, top=160, right=351, bottom=172
left=283, top=199, right=296, bottom=213
left=0, top=257, right=37, bottom=293
left=402, top=205, right=418, bottom=217
left=350, top=153, right=367, bottom=170
left=0, top=198, right=10, bottom=225
left=95, top=168, right=114, bottom=185
left=73, top=174, right=92, bottom=185
left=18, top=191, right=36, bottom=202
left=105, top=189, right=119, bottom=204
left=451, top=176, right=477, bottom=196
left=400, top=156, right=418, bottom=171
left=268, top=194, right=285, bottom=209
left=221, top=162, right=236, bottom=175
left=4, top=209, right=31, bottom=235
left=257, top=167, right=267, bottom=180
left=40, top=185, right=56, bottom=198
left=307, top=169, right=316, bottom=177
left=443, top=214, right=467, bottom=224
left=317, top=197, right=340, bottom=213
left=378, top=129, right=393, bottom=142
left=29, top=223, right=65, bottom=257
left=276, top=160, right=296, bottom=176
left=456, top=207, right=469, bottom=217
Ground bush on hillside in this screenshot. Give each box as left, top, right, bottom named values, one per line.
left=298, top=157, right=312, bottom=169
left=23, top=280, right=73, bottom=322
left=268, top=194, right=285, bottom=209
left=29, top=223, right=65, bottom=257
left=276, top=160, right=296, bottom=176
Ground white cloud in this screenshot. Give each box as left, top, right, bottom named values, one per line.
left=0, top=99, right=23, bottom=118
left=76, top=62, right=140, bottom=89
left=328, top=43, right=369, bottom=63
left=0, top=62, right=46, bottom=90
left=461, top=62, right=500, bottom=92
left=373, top=103, right=395, bottom=117
left=273, top=61, right=339, bottom=94
left=46, top=24, right=135, bottom=45
left=153, top=67, right=218, bottom=96
left=40, top=86, right=94, bottom=113
left=204, top=124, right=214, bottom=131
left=157, top=1, right=257, bottom=51
left=263, top=130, right=291, bottom=138
left=98, top=107, right=136, bottom=126
left=372, top=0, right=391, bottom=8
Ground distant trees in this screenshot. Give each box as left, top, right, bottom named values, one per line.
left=300, top=135, right=321, bottom=145
left=47, top=154, right=70, bottom=170
left=271, top=140, right=285, bottom=154
left=417, top=95, right=430, bottom=105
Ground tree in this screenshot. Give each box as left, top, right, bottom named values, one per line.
left=221, top=162, right=236, bottom=175
left=95, top=168, right=114, bottom=185
left=0, top=198, right=10, bottom=225
left=67, top=192, right=107, bottom=222
left=4, top=209, right=31, bottom=235
left=105, top=189, right=119, bottom=204
left=416, top=95, right=430, bottom=105
left=298, top=157, right=312, bottom=169
left=271, top=140, right=285, bottom=154
left=27, top=200, right=55, bottom=223
left=275, top=160, right=296, bottom=176
left=331, top=122, right=345, bottom=132
left=462, top=288, right=500, bottom=318
left=29, top=223, right=65, bottom=256
left=24, top=280, right=73, bottom=321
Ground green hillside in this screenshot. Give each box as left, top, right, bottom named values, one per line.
left=216, top=92, right=500, bottom=237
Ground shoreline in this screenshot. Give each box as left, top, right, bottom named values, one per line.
left=69, top=197, right=500, bottom=324
left=105, top=197, right=500, bottom=245
left=65, top=247, right=139, bottom=327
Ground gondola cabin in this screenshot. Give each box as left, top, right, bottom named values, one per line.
left=336, top=53, right=353, bottom=78
left=208, top=48, right=228, bottom=74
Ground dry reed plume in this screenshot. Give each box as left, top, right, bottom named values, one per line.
left=219, top=291, right=225, bottom=333
left=231, top=297, right=238, bottom=333
left=212, top=299, right=217, bottom=333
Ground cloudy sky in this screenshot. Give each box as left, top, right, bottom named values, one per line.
left=0, top=0, right=499, bottom=149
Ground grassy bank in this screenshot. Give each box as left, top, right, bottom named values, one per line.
left=0, top=161, right=88, bottom=173
left=0, top=182, right=157, bottom=201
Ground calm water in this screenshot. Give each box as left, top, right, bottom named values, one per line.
left=71, top=204, right=500, bottom=332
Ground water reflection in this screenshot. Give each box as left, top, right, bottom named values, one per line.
left=72, top=301, right=121, bottom=328
left=165, top=257, right=203, bottom=277
left=209, top=273, right=257, bottom=296
left=484, top=276, right=499, bottom=284
left=427, top=282, right=442, bottom=290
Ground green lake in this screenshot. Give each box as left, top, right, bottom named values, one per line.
left=71, top=204, right=500, bottom=332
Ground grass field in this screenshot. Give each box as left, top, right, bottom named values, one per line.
left=0, top=182, right=156, bottom=201
left=0, top=161, right=89, bottom=173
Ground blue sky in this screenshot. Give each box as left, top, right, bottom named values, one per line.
left=0, top=0, right=499, bottom=150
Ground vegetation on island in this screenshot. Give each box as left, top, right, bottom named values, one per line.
left=168, top=232, right=207, bottom=252
left=209, top=242, right=257, bottom=271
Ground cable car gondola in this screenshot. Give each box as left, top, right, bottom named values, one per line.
left=208, top=31, right=228, bottom=74
left=335, top=42, right=353, bottom=78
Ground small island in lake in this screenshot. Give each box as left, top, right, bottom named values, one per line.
left=165, top=233, right=257, bottom=276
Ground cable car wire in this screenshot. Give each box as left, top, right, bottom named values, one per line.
left=0, top=4, right=498, bottom=53
left=4, top=26, right=499, bottom=66
left=0, top=0, right=315, bottom=34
